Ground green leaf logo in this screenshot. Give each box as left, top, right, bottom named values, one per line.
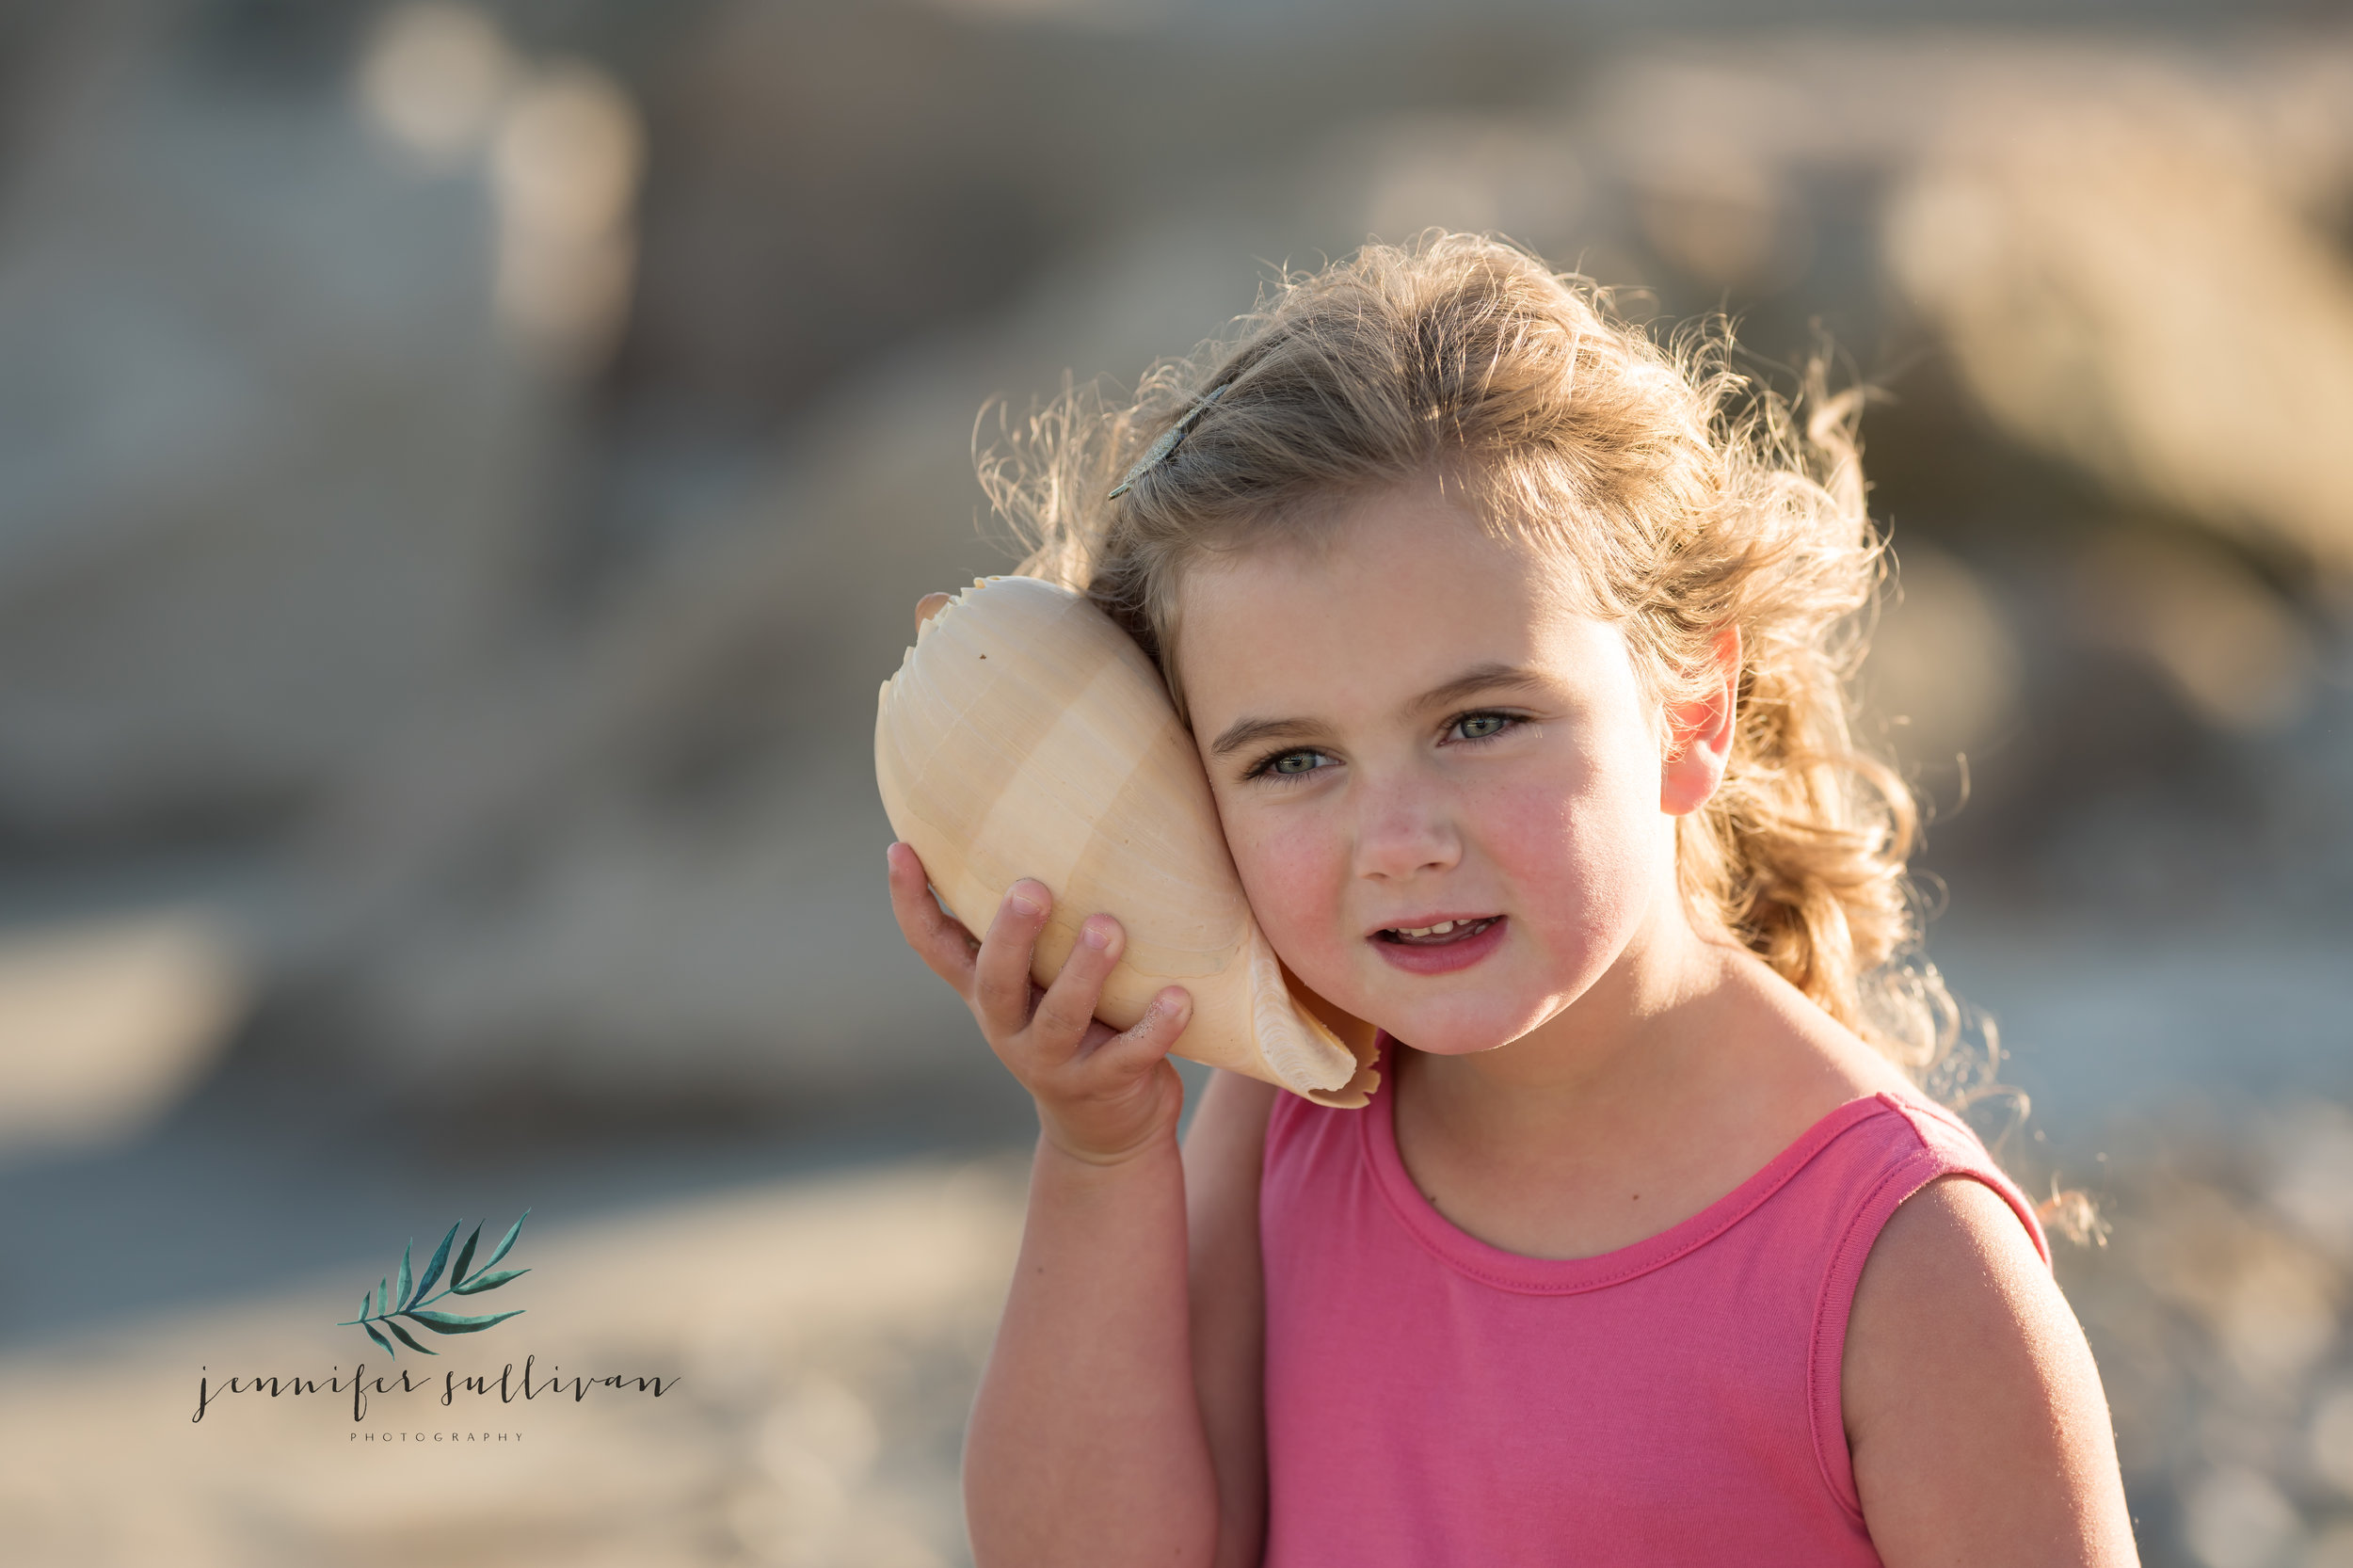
left=337, top=1209, right=532, bottom=1357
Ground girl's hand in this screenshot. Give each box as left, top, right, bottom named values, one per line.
left=886, top=840, right=1193, bottom=1165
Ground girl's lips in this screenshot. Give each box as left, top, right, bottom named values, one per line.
left=1369, top=915, right=1508, bottom=976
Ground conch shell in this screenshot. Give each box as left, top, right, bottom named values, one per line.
left=875, top=575, right=1381, bottom=1107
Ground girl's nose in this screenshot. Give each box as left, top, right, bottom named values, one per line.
left=1351, top=779, right=1462, bottom=882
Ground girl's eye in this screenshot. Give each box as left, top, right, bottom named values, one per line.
left=1449, top=712, right=1518, bottom=744
left=1251, top=748, right=1331, bottom=782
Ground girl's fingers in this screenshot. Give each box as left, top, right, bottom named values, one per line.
left=884, top=843, right=979, bottom=987
left=1028, top=913, right=1124, bottom=1050
left=1083, top=985, right=1193, bottom=1078
left=972, top=879, right=1052, bottom=1036
left=888, top=852, right=1179, bottom=1118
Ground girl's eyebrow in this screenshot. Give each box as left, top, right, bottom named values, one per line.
left=1207, top=663, right=1551, bottom=760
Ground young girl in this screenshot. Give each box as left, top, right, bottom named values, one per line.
left=884, top=233, right=2137, bottom=1567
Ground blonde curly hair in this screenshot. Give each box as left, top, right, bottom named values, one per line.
left=981, top=232, right=1985, bottom=1102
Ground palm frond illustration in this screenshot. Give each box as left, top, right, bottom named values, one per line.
left=336, top=1209, right=532, bottom=1357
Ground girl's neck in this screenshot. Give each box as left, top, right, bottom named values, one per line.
left=1386, top=886, right=1914, bottom=1261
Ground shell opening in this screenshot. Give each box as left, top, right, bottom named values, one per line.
left=1246, top=936, right=1359, bottom=1096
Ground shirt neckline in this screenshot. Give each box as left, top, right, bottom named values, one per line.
left=1359, top=1029, right=1910, bottom=1295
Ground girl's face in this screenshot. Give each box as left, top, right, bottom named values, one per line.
left=1175, top=482, right=1696, bottom=1057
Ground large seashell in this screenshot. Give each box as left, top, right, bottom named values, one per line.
left=875, top=575, right=1381, bottom=1107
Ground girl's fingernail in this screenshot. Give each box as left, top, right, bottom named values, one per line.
left=1081, top=919, right=1112, bottom=951
left=1008, top=890, right=1041, bottom=917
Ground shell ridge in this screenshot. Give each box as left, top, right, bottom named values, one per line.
left=1243, top=926, right=1355, bottom=1095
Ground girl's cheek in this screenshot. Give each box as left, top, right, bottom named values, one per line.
left=1227, top=815, right=1352, bottom=976
left=1476, top=763, right=1657, bottom=949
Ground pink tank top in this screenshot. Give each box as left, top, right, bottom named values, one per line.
left=1258, top=1032, right=2050, bottom=1566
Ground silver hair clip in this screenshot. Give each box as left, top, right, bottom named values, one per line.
left=1108, top=382, right=1230, bottom=500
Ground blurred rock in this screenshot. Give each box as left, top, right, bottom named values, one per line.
left=301, top=336, right=1023, bottom=1105
left=2183, top=1465, right=2304, bottom=1568
left=1346, top=112, right=1591, bottom=256
left=1857, top=539, right=2021, bottom=772
left=1884, top=50, right=2353, bottom=580
left=486, top=56, right=644, bottom=372
left=0, top=907, right=246, bottom=1156
left=2314, top=1524, right=2353, bottom=1568
left=0, top=3, right=555, bottom=846
left=2313, top=1384, right=2353, bottom=1497
left=615, top=0, right=1577, bottom=432
left=2050, top=1096, right=2353, bottom=1566
left=2272, top=1106, right=2353, bottom=1263
left=355, top=2, right=518, bottom=170
left=2072, top=531, right=2319, bottom=736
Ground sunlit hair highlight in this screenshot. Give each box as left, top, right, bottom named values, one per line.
left=981, top=232, right=2036, bottom=1183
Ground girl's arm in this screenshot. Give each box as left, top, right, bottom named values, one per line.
left=1184, top=1068, right=1280, bottom=1568
left=1844, top=1175, right=2140, bottom=1566
left=886, top=844, right=1220, bottom=1568
left=970, top=1126, right=1213, bottom=1566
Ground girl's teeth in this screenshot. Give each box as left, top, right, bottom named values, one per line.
left=1394, top=918, right=1486, bottom=938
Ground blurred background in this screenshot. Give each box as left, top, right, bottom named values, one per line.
left=0, top=0, right=2348, bottom=1563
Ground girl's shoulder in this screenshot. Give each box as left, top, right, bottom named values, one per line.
left=1718, top=962, right=2048, bottom=1260
left=1838, top=1161, right=2132, bottom=1559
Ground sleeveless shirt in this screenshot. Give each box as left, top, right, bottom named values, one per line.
left=1258, top=1032, right=2050, bottom=1567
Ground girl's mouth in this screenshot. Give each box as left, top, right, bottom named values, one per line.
left=1377, top=916, right=1502, bottom=947
left=1369, top=915, right=1508, bottom=976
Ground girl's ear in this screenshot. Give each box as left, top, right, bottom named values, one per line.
left=1659, top=626, right=1740, bottom=817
